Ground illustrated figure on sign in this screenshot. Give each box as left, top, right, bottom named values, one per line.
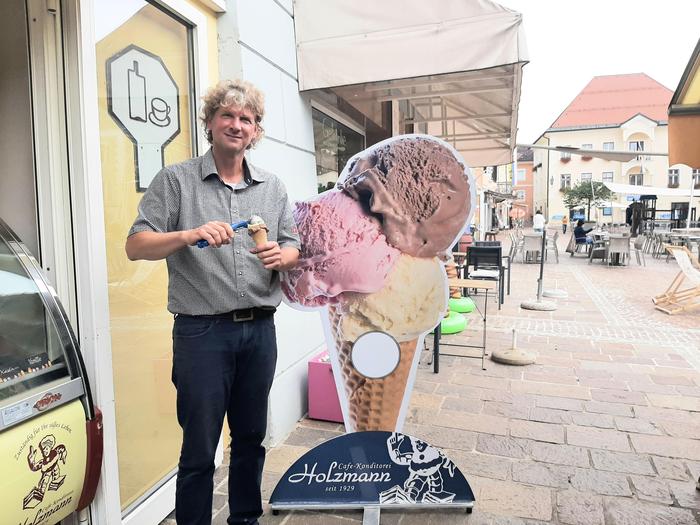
left=23, top=434, right=68, bottom=508
left=380, top=433, right=456, bottom=504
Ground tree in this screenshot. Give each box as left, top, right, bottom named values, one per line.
left=562, top=181, right=612, bottom=220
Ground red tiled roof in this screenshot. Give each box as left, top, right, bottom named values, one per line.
left=550, top=73, right=673, bottom=129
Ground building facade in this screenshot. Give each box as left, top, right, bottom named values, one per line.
left=533, top=74, right=688, bottom=227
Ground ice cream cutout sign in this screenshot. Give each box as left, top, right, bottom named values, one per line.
left=283, top=135, right=475, bottom=433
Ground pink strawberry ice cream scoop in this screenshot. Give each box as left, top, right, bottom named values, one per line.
left=337, top=136, right=470, bottom=258
left=282, top=190, right=399, bottom=307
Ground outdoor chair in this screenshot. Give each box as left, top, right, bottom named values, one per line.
left=588, top=235, right=607, bottom=264
left=606, top=236, right=630, bottom=266
left=633, top=236, right=646, bottom=266
left=652, top=245, right=700, bottom=315
left=465, top=245, right=504, bottom=309
left=473, top=241, right=511, bottom=295
left=545, top=231, right=559, bottom=263
left=508, top=231, right=523, bottom=263
left=522, top=235, right=542, bottom=263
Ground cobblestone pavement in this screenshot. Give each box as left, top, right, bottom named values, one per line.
left=164, top=236, right=700, bottom=525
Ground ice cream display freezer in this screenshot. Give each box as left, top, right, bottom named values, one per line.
left=0, top=218, right=103, bottom=525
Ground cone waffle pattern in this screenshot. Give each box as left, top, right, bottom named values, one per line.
left=250, top=228, right=268, bottom=247
left=328, top=306, right=418, bottom=431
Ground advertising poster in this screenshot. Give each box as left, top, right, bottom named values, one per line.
left=0, top=401, right=87, bottom=525
left=273, top=134, right=476, bottom=515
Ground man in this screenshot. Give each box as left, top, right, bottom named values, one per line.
left=533, top=210, right=545, bottom=233
left=125, top=79, right=300, bottom=525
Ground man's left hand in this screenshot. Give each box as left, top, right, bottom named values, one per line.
left=251, top=241, right=283, bottom=270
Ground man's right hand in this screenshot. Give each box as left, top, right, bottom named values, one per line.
left=185, top=221, right=235, bottom=248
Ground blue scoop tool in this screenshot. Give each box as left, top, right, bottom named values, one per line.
left=196, top=220, right=249, bottom=248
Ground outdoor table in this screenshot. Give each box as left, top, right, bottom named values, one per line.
left=433, top=278, right=496, bottom=372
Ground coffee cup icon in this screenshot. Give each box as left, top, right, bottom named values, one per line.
left=148, top=97, right=171, bottom=127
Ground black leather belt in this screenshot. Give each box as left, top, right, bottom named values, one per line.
left=176, top=307, right=276, bottom=322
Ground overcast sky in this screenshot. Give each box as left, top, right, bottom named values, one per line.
left=500, top=0, right=700, bottom=144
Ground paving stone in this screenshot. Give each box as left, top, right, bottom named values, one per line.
left=603, top=495, right=698, bottom=525
left=529, top=442, right=590, bottom=468
left=646, top=393, right=700, bottom=412
left=469, top=476, right=553, bottom=521
left=449, top=450, right=512, bottom=480
left=435, top=382, right=483, bottom=399
left=435, top=410, right=509, bottom=436
left=511, top=420, right=565, bottom=444
left=403, top=422, right=478, bottom=452
left=650, top=374, right=696, bottom=386
left=590, top=389, right=648, bottom=406
left=413, top=379, right=439, bottom=393
left=630, top=434, right=700, bottom=461
left=569, top=468, right=632, bottom=496
left=409, top=391, right=446, bottom=410
left=284, top=426, right=343, bottom=448
left=633, top=405, right=700, bottom=424
left=590, top=450, right=654, bottom=475
left=629, top=474, right=673, bottom=503
left=451, top=372, right=510, bottom=391
left=668, top=479, right=700, bottom=509
left=650, top=456, right=691, bottom=481
left=483, top=400, right=531, bottom=420
left=566, top=426, right=631, bottom=452
left=657, top=420, right=700, bottom=439
left=511, top=381, right=591, bottom=400
left=535, top=396, right=585, bottom=412
left=529, top=407, right=572, bottom=425
left=441, top=395, right=484, bottom=413
left=613, top=417, right=662, bottom=435
left=512, top=462, right=573, bottom=488
left=523, top=372, right=580, bottom=385
left=675, top=385, right=700, bottom=397
left=555, top=489, right=604, bottom=525
left=583, top=401, right=633, bottom=417
left=476, top=434, right=531, bottom=459
left=570, top=412, right=615, bottom=429
left=264, top=445, right=309, bottom=474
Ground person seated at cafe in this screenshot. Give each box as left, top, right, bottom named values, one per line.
left=574, top=219, right=593, bottom=244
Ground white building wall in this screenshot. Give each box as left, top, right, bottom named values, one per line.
left=218, top=0, right=323, bottom=445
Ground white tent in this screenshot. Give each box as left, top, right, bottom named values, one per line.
left=294, top=0, right=528, bottom=167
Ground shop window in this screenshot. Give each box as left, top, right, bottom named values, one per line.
left=312, top=108, right=364, bottom=193
left=602, top=207, right=613, bottom=216
left=668, top=169, right=680, bottom=188
left=693, top=169, right=700, bottom=189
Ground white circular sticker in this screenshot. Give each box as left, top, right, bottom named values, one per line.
left=351, top=331, right=401, bottom=379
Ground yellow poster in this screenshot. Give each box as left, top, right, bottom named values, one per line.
left=0, top=401, right=87, bottom=525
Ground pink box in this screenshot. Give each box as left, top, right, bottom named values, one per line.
left=307, top=350, right=343, bottom=423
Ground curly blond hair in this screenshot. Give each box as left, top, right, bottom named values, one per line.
left=200, top=79, right=265, bottom=149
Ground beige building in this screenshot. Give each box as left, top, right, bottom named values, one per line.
left=532, top=74, right=690, bottom=228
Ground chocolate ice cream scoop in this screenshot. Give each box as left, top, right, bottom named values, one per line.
left=337, top=136, right=470, bottom=257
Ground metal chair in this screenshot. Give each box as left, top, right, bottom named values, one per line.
left=474, top=241, right=510, bottom=295
left=606, top=236, right=631, bottom=266
left=466, top=245, right=504, bottom=309
left=545, top=231, right=559, bottom=263
left=522, top=235, right=542, bottom=263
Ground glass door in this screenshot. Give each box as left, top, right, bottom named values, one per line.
left=93, top=0, right=197, bottom=512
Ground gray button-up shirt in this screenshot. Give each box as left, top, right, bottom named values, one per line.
left=128, top=149, right=300, bottom=315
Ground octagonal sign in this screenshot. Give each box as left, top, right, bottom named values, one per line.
left=107, top=45, right=180, bottom=191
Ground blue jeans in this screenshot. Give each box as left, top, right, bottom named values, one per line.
left=172, top=314, right=278, bottom=525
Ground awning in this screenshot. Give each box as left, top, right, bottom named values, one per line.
left=294, top=0, right=528, bottom=167
left=520, top=144, right=668, bottom=162
left=603, top=181, right=698, bottom=198
left=484, top=190, right=515, bottom=202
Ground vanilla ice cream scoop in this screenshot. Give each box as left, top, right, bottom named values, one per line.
left=247, top=215, right=269, bottom=246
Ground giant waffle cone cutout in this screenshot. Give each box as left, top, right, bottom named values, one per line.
left=281, top=135, right=476, bottom=436
left=328, top=306, right=418, bottom=432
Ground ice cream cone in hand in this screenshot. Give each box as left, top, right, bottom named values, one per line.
left=248, top=215, right=269, bottom=247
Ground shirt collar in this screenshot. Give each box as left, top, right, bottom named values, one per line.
left=200, top=148, right=267, bottom=184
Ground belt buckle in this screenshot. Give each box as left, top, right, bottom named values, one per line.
left=233, top=309, right=254, bottom=322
